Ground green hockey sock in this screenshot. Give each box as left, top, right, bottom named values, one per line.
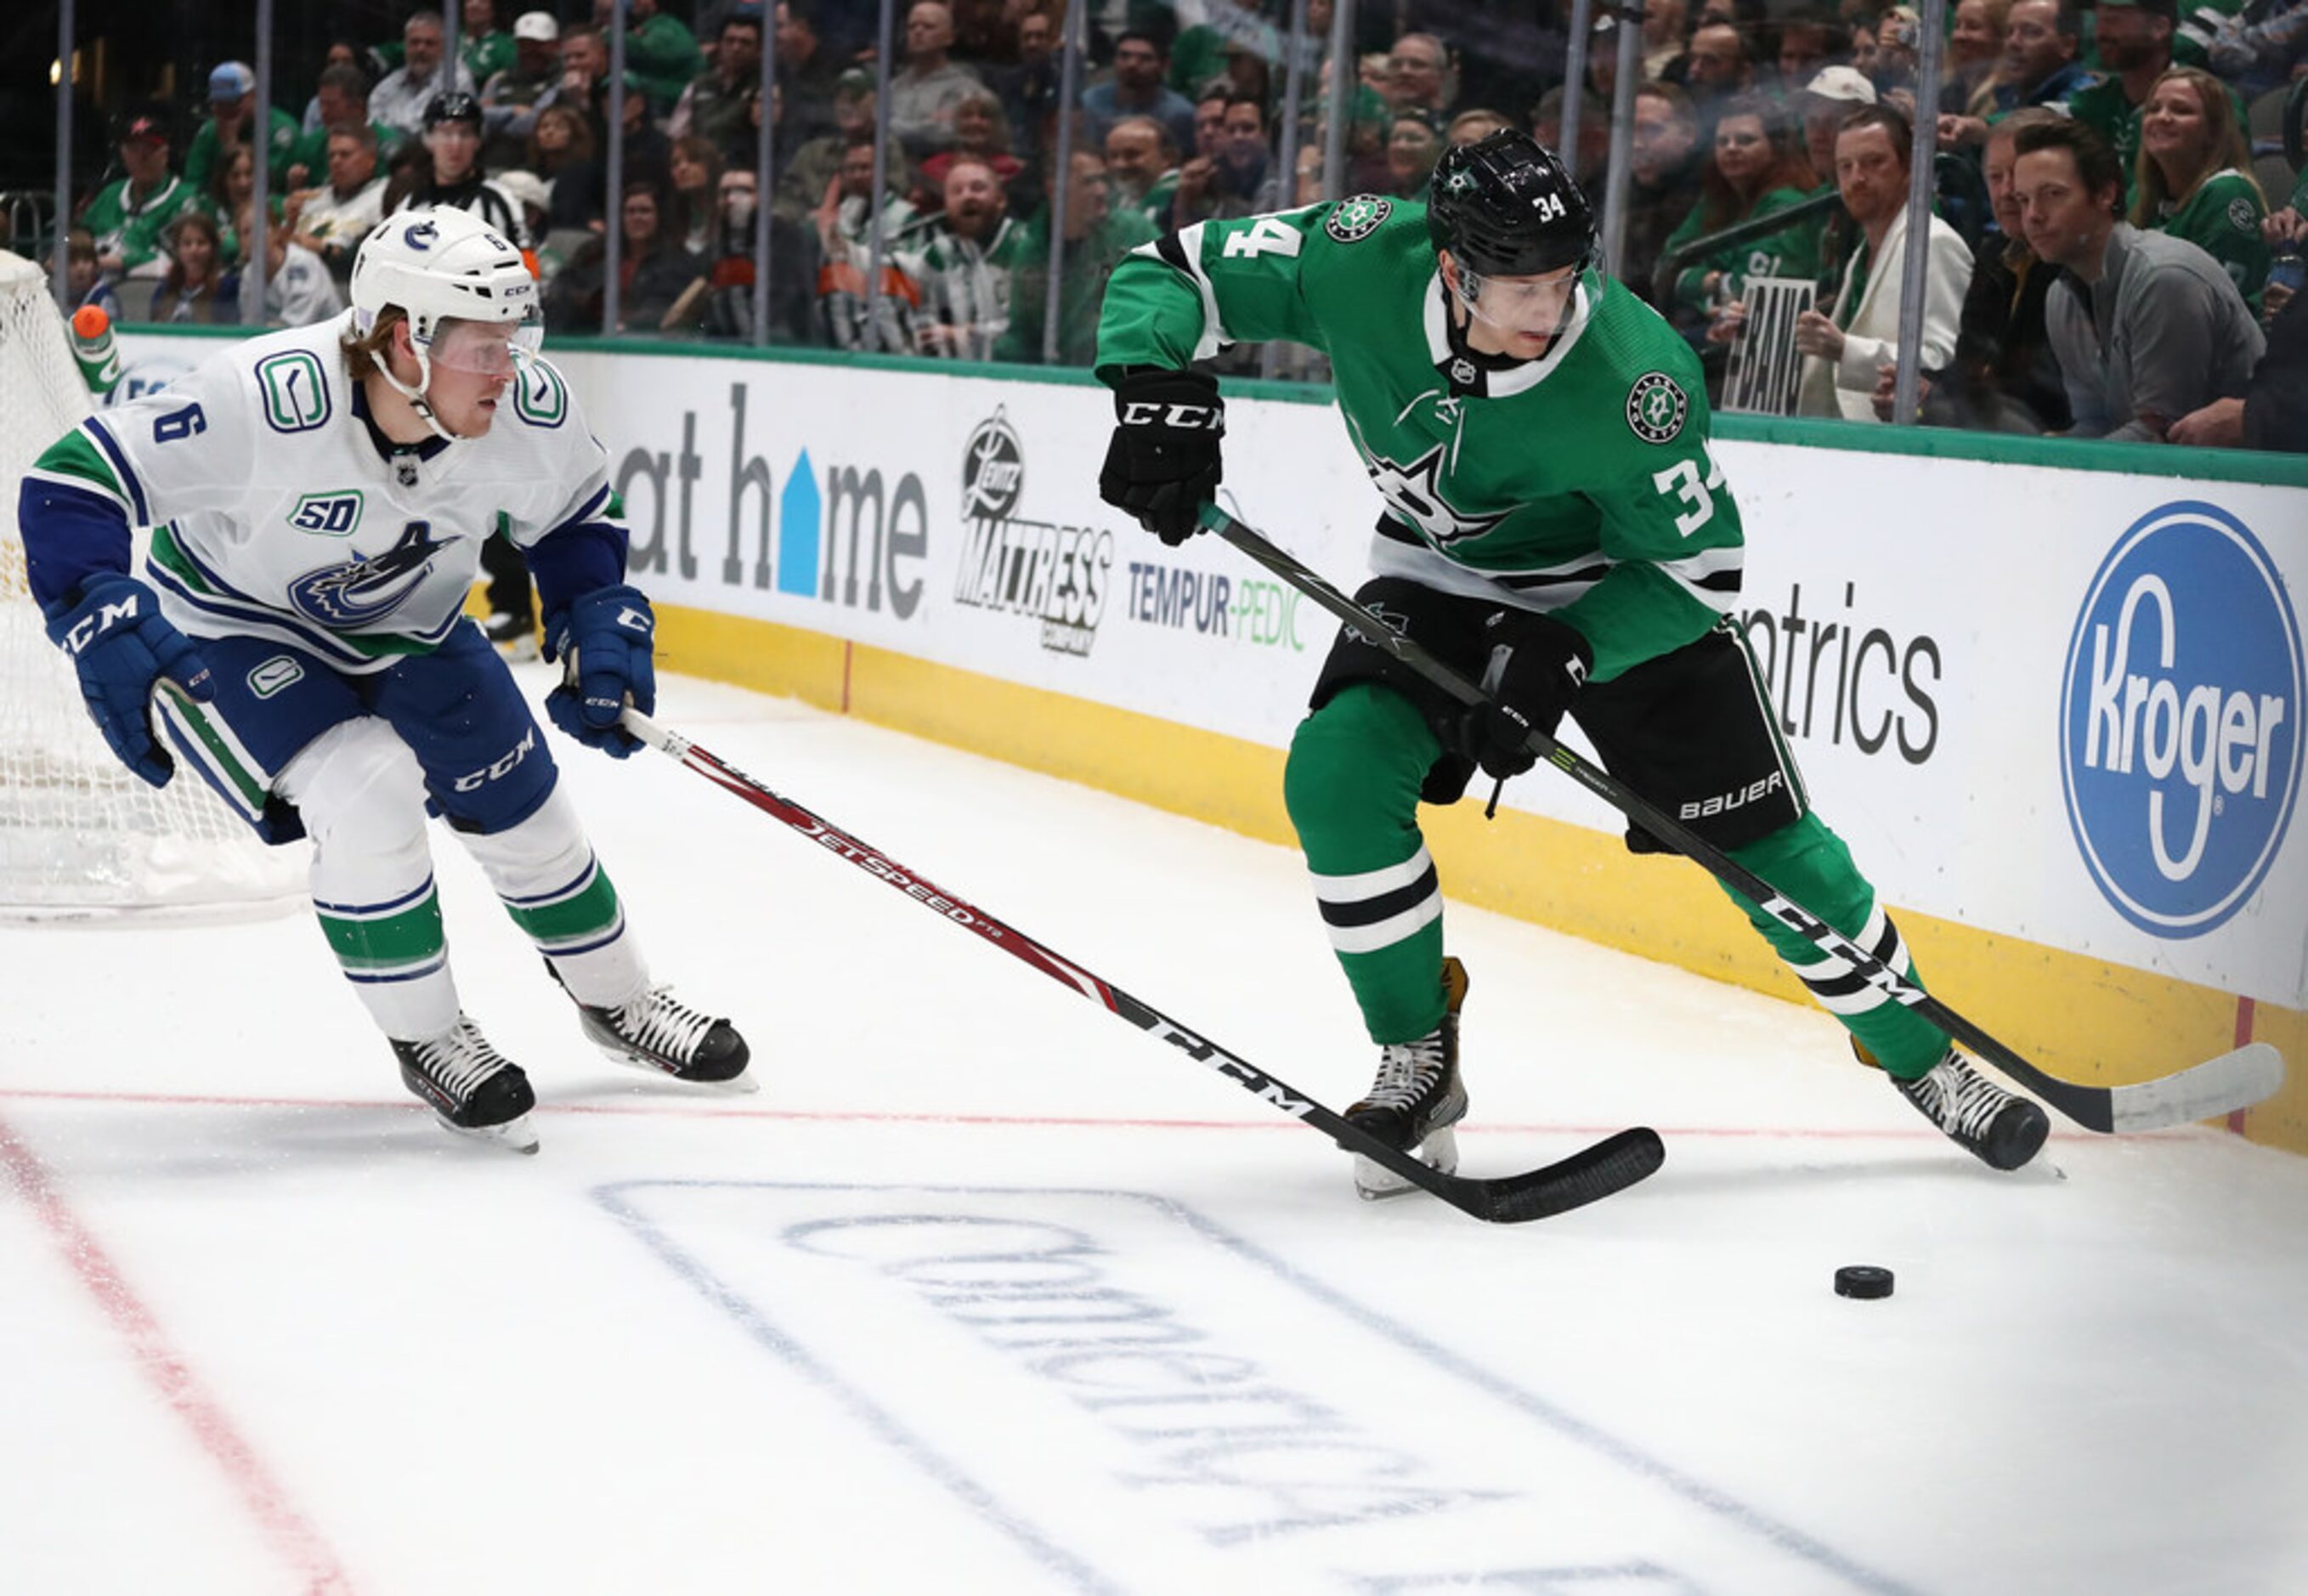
left=1284, top=684, right=1451, bottom=1044
left=1721, top=814, right=1950, bottom=1078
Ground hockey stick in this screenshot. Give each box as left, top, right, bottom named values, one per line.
left=620, top=710, right=1664, bottom=1223
left=1200, top=504, right=2287, bottom=1135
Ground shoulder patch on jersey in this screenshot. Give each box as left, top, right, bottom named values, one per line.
left=512, top=359, right=568, bottom=428
left=2228, top=196, right=2258, bottom=234
left=254, top=350, right=332, bottom=434
left=1326, top=195, right=1393, bottom=244
left=1626, top=371, right=1689, bottom=444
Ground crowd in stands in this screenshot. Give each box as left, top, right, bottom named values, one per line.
left=48, top=0, right=2308, bottom=447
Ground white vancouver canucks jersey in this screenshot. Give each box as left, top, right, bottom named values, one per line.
left=35, top=312, right=616, bottom=674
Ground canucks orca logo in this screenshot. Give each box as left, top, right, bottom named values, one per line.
left=403, top=219, right=439, bottom=251
left=289, top=520, right=453, bottom=628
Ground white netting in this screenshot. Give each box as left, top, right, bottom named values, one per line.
left=0, top=250, right=305, bottom=920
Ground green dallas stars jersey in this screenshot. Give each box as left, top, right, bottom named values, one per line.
left=1096, top=196, right=1741, bottom=683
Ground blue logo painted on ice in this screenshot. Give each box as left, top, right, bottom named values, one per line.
left=2060, top=501, right=2302, bottom=937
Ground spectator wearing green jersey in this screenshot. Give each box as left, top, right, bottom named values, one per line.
left=897, top=156, right=1026, bottom=359
left=285, top=65, right=400, bottom=193
left=1663, top=95, right=1822, bottom=322
left=2064, top=0, right=2176, bottom=205
left=2131, top=65, right=2271, bottom=308
left=185, top=62, right=301, bottom=193
left=998, top=149, right=1158, bottom=365
left=614, top=0, right=707, bottom=116
left=461, top=0, right=518, bottom=89
left=1103, top=116, right=1182, bottom=229
left=82, top=109, right=212, bottom=283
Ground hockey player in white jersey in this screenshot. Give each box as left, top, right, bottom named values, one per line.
left=16, top=207, right=750, bottom=1152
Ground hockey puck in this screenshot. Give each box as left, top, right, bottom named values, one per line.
left=1834, top=1265, right=1895, bottom=1299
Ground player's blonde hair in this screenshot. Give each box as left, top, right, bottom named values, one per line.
left=340, top=304, right=407, bottom=382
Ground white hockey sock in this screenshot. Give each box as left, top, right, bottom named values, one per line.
left=459, top=782, right=649, bottom=1010
left=277, top=718, right=461, bottom=1040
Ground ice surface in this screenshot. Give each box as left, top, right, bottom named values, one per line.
left=3, top=671, right=2303, bottom=1594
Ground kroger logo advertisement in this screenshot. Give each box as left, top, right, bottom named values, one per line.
left=2060, top=501, right=2303, bottom=938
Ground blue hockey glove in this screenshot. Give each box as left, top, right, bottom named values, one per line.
left=1100, top=367, right=1225, bottom=546
left=44, top=572, right=213, bottom=789
left=1451, top=608, right=1592, bottom=783
left=543, top=584, right=656, bottom=758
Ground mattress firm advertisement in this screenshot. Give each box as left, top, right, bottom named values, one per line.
left=111, top=334, right=2307, bottom=1009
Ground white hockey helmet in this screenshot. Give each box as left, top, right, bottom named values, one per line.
left=349, top=207, right=541, bottom=436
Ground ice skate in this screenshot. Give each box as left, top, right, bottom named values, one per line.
left=1344, top=957, right=1470, bottom=1199
left=392, top=1016, right=540, bottom=1153
left=572, top=981, right=755, bottom=1091
left=1894, top=1049, right=2051, bottom=1170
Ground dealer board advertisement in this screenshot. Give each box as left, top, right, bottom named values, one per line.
left=111, top=333, right=2307, bottom=1006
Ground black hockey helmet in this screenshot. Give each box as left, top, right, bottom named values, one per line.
left=1426, top=130, right=1596, bottom=277
left=424, top=92, right=484, bottom=130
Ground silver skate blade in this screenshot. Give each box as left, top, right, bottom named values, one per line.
left=1354, top=1126, right=1458, bottom=1200
left=592, top=1044, right=760, bottom=1094
left=437, top=1111, right=540, bottom=1155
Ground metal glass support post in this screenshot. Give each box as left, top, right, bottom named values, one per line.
left=1041, top=0, right=1087, bottom=365
left=1599, top=0, right=1644, bottom=273
left=753, top=15, right=778, bottom=345
left=1892, top=0, right=1949, bottom=426
left=51, top=0, right=76, bottom=309
left=864, top=0, right=897, bottom=348
left=605, top=0, right=630, bottom=336
left=1261, top=0, right=1315, bottom=380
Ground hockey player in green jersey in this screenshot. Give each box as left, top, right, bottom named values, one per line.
left=1094, top=132, right=2051, bottom=1191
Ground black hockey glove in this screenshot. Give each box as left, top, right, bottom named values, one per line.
left=544, top=584, right=657, bottom=759
left=46, top=572, right=214, bottom=789
left=1099, top=367, right=1225, bottom=546
left=1451, top=608, right=1593, bottom=783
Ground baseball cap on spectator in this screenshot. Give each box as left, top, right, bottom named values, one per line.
left=836, top=67, right=875, bottom=96
left=513, top=11, right=560, bottom=42
left=209, top=61, right=256, bottom=102
left=118, top=110, right=169, bottom=147
left=1802, top=65, right=1878, bottom=105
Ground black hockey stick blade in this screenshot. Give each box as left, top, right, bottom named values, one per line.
left=1199, top=506, right=2293, bottom=1135
left=1460, top=1126, right=1666, bottom=1223
left=624, top=710, right=1666, bottom=1222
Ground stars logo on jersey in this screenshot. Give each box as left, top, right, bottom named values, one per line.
left=288, top=519, right=455, bottom=629
left=1325, top=195, right=1393, bottom=244
left=2229, top=197, right=2259, bottom=234
left=1626, top=371, right=1688, bottom=444
left=1365, top=444, right=1509, bottom=547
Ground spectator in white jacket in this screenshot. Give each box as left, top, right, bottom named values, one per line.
left=1796, top=105, right=1973, bottom=420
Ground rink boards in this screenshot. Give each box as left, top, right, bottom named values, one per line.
left=109, top=331, right=2308, bottom=1151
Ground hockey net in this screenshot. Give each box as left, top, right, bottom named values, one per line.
left=0, top=249, right=304, bottom=919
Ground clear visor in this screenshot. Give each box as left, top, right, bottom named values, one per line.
left=1451, top=263, right=1584, bottom=340
left=424, top=312, right=544, bottom=376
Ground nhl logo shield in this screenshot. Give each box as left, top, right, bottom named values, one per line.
left=1626, top=371, right=1688, bottom=444
left=1325, top=195, right=1392, bottom=243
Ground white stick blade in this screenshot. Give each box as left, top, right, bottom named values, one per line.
left=2108, top=1043, right=2288, bottom=1133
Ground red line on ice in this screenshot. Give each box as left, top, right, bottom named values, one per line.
left=0, top=1112, right=357, bottom=1594
left=0, top=1084, right=2123, bottom=1142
